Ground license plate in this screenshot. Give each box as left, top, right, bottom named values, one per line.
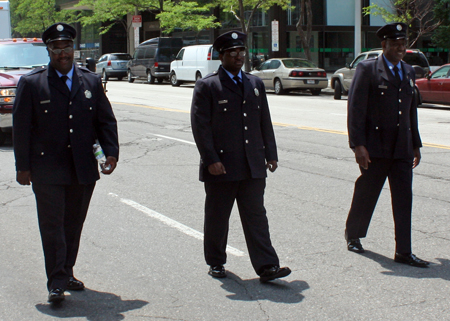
left=307, top=79, right=315, bottom=84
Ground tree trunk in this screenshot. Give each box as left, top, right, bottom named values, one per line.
left=296, top=0, right=312, bottom=61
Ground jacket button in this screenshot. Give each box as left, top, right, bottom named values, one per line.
left=381, top=92, right=384, bottom=95
left=220, top=150, right=223, bottom=153
left=69, top=101, right=72, bottom=105
left=399, top=111, right=402, bottom=114
left=44, top=110, right=48, bottom=113
left=243, top=113, right=247, bottom=117
left=68, top=145, right=71, bottom=148
left=245, top=140, right=249, bottom=144
left=375, top=127, right=379, bottom=130
left=40, top=152, right=44, bottom=155
left=243, top=100, right=246, bottom=104
left=244, top=126, right=248, bottom=130
left=90, top=107, right=93, bottom=110
left=224, top=108, right=227, bottom=111
left=399, top=99, right=402, bottom=103
left=70, top=129, right=73, bottom=133
left=69, top=115, right=73, bottom=119
left=397, top=123, right=400, bottom=126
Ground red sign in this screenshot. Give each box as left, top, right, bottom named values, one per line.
left=132, top=15, right=142, bottom=23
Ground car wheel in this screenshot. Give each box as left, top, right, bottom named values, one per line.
left=196, top=72, right=202, bottom=81
left=147, top=71, right=155, bottom=84
left=170, top=72, right=181, bottom=86
left=334, top=80, right=342, bottom=100
left=127, top=70, right=134, bottom=83
left=274, top=79, right=285, bottom=95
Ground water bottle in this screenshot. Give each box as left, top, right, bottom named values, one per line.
left=93, top=142, right=111, bottom=171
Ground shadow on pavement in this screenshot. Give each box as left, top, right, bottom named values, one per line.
left=215, top=271, right=309, bottom=303
left=35, top=288, right=148, bottom=321
left=360, top=250, right=450, bottom=280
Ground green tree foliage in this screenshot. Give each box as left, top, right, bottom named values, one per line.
left=10, top=0, right=76, bottom=37
left=219, top=0, right=291, bottom=71
left=157, top=1, right=220, bottom=37
left=363, top=0, right=440, bottom=47
left=432, top=0, right=450, bottom=48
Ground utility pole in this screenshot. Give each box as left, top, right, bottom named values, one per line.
left=355, top=0, right=362, bottom=56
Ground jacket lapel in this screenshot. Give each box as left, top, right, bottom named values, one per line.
left=242, top=73, right=252, bottom=99
left=48, top=65, right=70, bottom=97
left=219, top=67, right=243, bottom=97
left=70, top=65, right=82, bottom=100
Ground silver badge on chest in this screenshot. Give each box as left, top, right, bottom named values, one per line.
left=410, top=79, right=414, bottom=87
left=84, top=90, right=92, bottom=99
left=254, top=88, right=259, bottom=96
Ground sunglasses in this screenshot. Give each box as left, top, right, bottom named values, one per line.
left=227, top=51, right=246, bottom=57
left=48, top=47, right=74, bottom=55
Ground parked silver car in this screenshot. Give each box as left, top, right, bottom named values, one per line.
left=331, top=48, right=430, bottom=100
left=250, top=58, right=328, bottom=95
left=95, top=53, right=131, bottom=81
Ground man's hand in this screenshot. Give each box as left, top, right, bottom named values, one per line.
left=412, top=148, right=421, bottom=169
left=208, top=162, right=226, bottom=175
left=16, top=171, right=31, bottom=185
left=266, top=160, right=278, bottom=172
left=101, top=156, right=117, bottom=175
left=354, top=146, right=371, bottom=170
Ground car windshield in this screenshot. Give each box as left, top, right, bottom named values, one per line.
left=282, top=59, right=317, bottom=68
left=111, top=54, right=131, bottom=61
left=0, top=43, right=49, bottom=68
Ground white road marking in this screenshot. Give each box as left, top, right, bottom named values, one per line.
left=153, top=134, right=196, bottom=145
left=109, top=193, right=245, bottom=257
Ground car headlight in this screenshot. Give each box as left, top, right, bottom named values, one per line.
left=0, top=88, right=16, bottom=105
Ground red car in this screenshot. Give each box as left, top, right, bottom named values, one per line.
left=0, top=38, right=48, bottom=144
left=416, top=63, right=450, bottom=105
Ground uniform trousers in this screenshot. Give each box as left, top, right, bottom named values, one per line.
left=204, top=178, right=279, bottom=275
left=32, top=176, right=95, bottom=291
left=346, top=157, right=413, bottom=254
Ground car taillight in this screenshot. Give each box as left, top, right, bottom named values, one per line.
left=0, top=87, right=16, bottom=112
left=107, top=60, right=111, bottom=66
left=154, top=62, right=159, bottom=68
left=207, top=52, right=211, bottom=60
left=290, top=71, right=304, bottom=77
left=316, top=72, right=326, bottom=77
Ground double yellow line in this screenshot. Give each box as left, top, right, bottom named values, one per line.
left=113, top=102, right=450, bottom=150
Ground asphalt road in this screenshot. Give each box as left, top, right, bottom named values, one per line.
left=0, top=80, right=449, bottom=320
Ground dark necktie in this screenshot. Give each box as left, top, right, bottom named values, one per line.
left=393, top=66, right=401, bottom=86
left=233, top=76, right=243, bottom=93
left=60, top=75, right=69, bottom=90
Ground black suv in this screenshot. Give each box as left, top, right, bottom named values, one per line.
left=331, top=49, right=430, bottom=100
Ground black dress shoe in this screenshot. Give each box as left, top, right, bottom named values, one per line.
left=394, top=253, right=430, bottom=268
left=48, top=288, right=65, bottom=304
left=259, top=266, right=291, bottom=283
left=208, top=265, right=227, bottom=278
left=347, top=239, right=365, bottom=253
left=67, top=276, right=85, bottom=290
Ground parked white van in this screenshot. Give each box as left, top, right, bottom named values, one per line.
left=169, top=44, right=221, bottom=86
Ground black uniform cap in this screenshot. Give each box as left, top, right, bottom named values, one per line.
left=42, top=23, right=76, bottom=44
left=376, top=23, right=407, bottom=40
left=213, top=31, right=247, bottom=53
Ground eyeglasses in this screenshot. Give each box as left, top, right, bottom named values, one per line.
left=227, top=51, right=246, bottom=57
left=48, top=47, right=74, bottom=55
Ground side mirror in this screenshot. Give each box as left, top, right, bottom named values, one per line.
left=85, top=57, right=96, bottom=72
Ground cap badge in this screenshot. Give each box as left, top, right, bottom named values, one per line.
left=254, top=88, right=259, bottom=96
left=57, top=24, right=64, bottom=32
left=84, top=90, right=92, bottom=99
left=232, top=32, right=238, bottom=39
left=397, top=24, right=402, bottom=31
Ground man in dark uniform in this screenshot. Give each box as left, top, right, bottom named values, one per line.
left=191, top=31, right=291, bottom=282
left=345, top=23, right=428, bottom=267
left=13, top=22, right=119, bottom=303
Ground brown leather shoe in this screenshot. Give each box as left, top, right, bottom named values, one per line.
left=394, top=253, right=429, bottom=268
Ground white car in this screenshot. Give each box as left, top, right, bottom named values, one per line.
left=250, top=58, right=328, bottom=95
